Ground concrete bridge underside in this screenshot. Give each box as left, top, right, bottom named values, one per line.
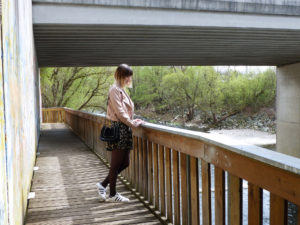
left=32, top=1, right=300, bottom=159
left=33, top=1, right=300, bottom=67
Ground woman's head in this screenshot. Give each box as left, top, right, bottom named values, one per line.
left=114, top=64, right=133, bottom=88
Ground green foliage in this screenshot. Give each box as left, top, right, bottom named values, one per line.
left=130, top=66, right=169, bottom=111
left=131, top=66, right=276, bottom=123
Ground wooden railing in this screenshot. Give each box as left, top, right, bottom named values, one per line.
left=42, top=107, right=65, bottom=123
left=42, top=107, right=300, bottom=225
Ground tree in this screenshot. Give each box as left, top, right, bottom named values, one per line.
left=130, top=66, right=169, bottom=111
left=40, top=67, right=114, bottom=112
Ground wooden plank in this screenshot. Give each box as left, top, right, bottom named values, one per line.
left=228, top=173, right=242, bottom=225
left=159, top=145, right=166, bottom=217
left=148, top=141, right=154, bottom=204
left=173, top=150, right=180, bottom=225
left=215, top=166, right=225, bottom=225
left=153, top=143, right=159, bottom=209
left=134, top=136, right=139, bottom=191
left=190, top=156, right=200, bottom=225
left=165, top=147, right=173, bottom=223
left=130, top=144, right=134, bottom=184
left=248, top=182, right=263, bottom=225
left=42, top=111, right=45, bottom=122
left=143, top=138, right=148, bottom=199
left=201, top=160, right=212, bottom=225
left=270, top=193, right=287, bottom=225
left=138, top=137, right=143, bottom=194
left=298, top=206, right=300, bottom=225
left=49, top=111, right=53, bottom=123
left=180, top=153, right=189, bottom=225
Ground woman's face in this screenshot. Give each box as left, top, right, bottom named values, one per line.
left=124, top=76, right=133, bottom=88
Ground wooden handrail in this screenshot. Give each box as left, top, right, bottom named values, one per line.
left=42, top=107, right=300, bottom=225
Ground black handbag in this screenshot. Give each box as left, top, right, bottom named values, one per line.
left=99, top=96, right=120, bottom=143
left=100, top=122, right=120, bottom=143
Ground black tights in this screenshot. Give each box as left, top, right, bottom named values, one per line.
left=101, top=149, right=130, bottom=197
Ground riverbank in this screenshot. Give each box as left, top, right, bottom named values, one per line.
left=134, top=107, right=276, bottom=149
left=135, top=106, right=276, bottom=134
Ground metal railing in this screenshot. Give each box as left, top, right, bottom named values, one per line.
left=42, top=107, right=300, bottom=225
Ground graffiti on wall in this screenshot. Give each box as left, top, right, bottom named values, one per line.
left=0, top=24, right=8, bottom=225
left=1, top=0, right=41, bottom=224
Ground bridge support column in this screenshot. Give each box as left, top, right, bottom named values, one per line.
left=277, top=62, right=300, bottom=158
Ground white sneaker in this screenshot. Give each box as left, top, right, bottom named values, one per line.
left=106, top=192, right=130, bottom=202
left=96, top=182, right=107, bottom=201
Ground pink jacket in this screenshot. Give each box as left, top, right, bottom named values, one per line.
left=106, top=83, right=136, bottom=128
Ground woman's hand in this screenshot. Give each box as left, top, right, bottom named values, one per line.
left=133, top=119, right=146, bottom=127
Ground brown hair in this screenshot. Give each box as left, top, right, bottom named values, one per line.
left=114, top=64, right=133, bottom=87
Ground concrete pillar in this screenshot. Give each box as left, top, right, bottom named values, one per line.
left=276, top=62, right=300, bottom=158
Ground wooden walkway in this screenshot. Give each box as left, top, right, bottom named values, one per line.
left=25, top=123, right=161, bottom=225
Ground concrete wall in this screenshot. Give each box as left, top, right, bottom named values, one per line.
left=0, top=0, right=41, bottom=224
left=277, top=62, right=300, bottom=158
left=0, top=25, right=8, bottom=225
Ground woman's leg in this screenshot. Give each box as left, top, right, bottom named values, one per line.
left=101, top=149, right=128, bottom=197
left=101, top=149, right=130, bottom=187
left=117, top=149, right=130, bottom=174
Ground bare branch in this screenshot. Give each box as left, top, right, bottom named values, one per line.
left=61, top=78, right=85, bottom=106
left=78, top=78, right=102, bottom=110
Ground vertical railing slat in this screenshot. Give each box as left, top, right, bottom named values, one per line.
left=248, top=182, right=263, bottom=225
left=228, top=173, right=243, bottom=225
left=148, top=140, right=153, bottom=204
left=190, top=156, right=200, bottom=225
left=181, top=152, right=189, bottom=225
left=138, top=137, right=143, bottom=194
left=153, top=143, right=159, bottom=209
left=270, top=193, right=287, bottom=225
left=173, top=150, right=180, bottom=225
left=166, top=147, right=173, bottom=223
left=130, top=143, right=134, bottom=184
left=215, top=166, right=225, bottom=225
left=134, top=136, right=139, bottom=191
left=159, top=145, right=166, bottom=217
left=143, top=138, right=148, bottom=199
left=202, top=160, right=212, bottom=225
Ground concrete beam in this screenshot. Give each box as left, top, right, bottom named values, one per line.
left=33, top=3, right=300, bottom=29
left=32, top=0, right=300, bottom=16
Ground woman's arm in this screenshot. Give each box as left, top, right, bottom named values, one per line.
left=109, top=88, right=137, bottom=128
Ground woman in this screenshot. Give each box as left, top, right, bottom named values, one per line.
left=96, top=64, right=145, bottom=202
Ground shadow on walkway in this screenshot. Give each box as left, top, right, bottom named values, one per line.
left=25, top=123, right=161, bottom=225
